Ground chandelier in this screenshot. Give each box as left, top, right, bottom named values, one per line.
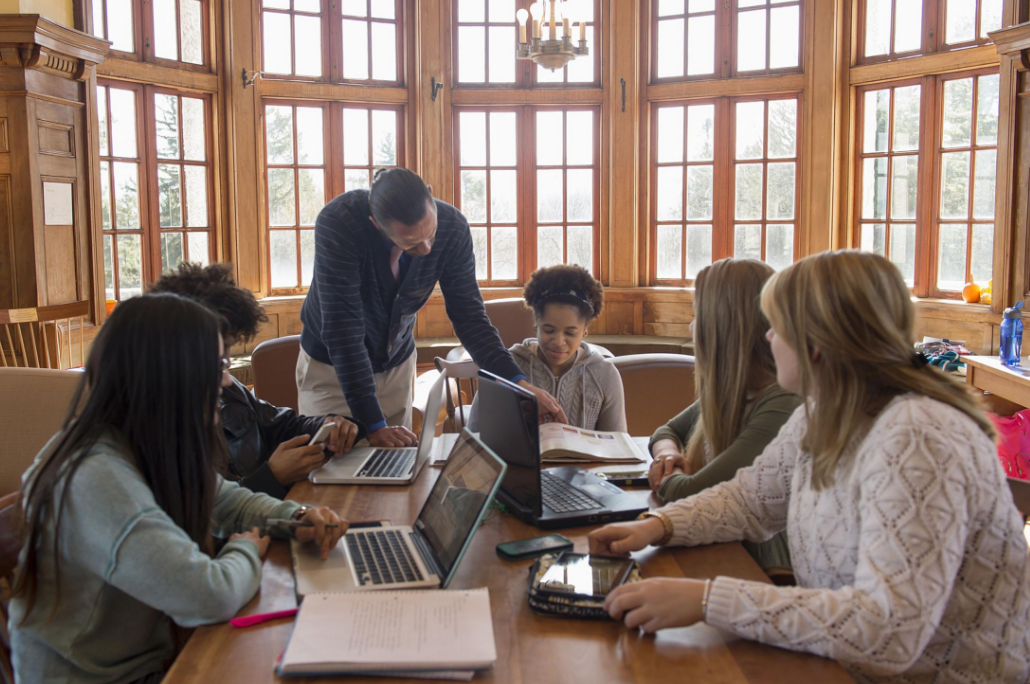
left=516, top=0, right=589, bottom=72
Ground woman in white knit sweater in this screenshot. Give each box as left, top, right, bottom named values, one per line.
left=589, top=250, right=1030, bottom=683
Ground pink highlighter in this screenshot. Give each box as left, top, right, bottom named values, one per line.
left=229, top=608, right=298, bottom=628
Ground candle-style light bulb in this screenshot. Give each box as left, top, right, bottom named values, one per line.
left=530, top=2, right=542, bottom=38
left=516, top=8, right=529, bottom=43
left=549, top=0, right=557, bottom=39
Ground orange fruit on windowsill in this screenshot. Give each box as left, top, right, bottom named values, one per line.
left=962, top=282, right=982, bottom=303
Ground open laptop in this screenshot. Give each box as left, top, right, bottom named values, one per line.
left=477, top=371, right=647, bottom=529
left=291, top=430, right=507, bottom=596
left=309, top=369, right=450, bottom=485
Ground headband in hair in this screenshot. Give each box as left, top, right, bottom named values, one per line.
left=540, top=289, right=594, bottom=315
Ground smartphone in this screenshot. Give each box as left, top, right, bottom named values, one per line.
left=538, top=552, right=634, bottom=600
left=308, top=423, right=335, bottom=447
left=597, top=470, right=650, bottom=487
left=496, top=534, right=573, bottom=561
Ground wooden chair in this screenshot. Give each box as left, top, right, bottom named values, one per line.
left=612, top=353, right=696, bottom=436
left=251, top=335, right=301, bottom=412
left=0, top=301, right=89, bottom=370
left=434, top=357, right=479, bottom=432
left=0, top=491, right=21, bottom=684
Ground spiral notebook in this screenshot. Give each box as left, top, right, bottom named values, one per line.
left=277, top=588, right=496, bottom=677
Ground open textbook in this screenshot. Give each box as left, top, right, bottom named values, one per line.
left=539, top=424, right=647, bottom=464
left=278, top=588, right=496, bottom=677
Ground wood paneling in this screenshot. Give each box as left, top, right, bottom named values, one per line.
left=44, top=224, right=78, bottom=303
left=0, top=176, right=13, bottom=309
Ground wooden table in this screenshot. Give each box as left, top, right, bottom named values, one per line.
left=964, top=355, right=1030, bottom=408
left=164, top=464, right=853, bottom=684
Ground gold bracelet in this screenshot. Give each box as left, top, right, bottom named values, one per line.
left=637, top=510, right=674, bottom=546
left=700, top=579, right=712, bottom=621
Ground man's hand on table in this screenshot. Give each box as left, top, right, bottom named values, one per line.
left=517, top=381, right=569, bottom=424
left=368, top=425, right=418, bottom=447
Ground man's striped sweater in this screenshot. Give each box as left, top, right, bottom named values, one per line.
left=300, top=189, right=522, bottom=430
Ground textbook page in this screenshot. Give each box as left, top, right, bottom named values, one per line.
left=279, top=588, right=496, bottom=675
left=538, top=424, right=646, bottom=463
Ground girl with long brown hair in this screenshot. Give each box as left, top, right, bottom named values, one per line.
left=590, top=251, right=1030, bottom=683
left=648, top=258, right=799, bottom=570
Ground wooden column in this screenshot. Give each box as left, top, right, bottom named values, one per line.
left=0, top=15, right=107, bottom=314
left=609, top=0, right=639, bottom=287
left=990, top=22, right=1030, bottom=314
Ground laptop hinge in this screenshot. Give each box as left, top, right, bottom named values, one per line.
left=410, top=528, right=445, bottom=579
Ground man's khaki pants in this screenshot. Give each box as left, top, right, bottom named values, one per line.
left=295, top=348, right=416, bottom=430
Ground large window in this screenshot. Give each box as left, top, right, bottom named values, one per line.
left=653, top=0, right=802, bottom=82
left=97, top=81, right=215, bottom=301
left=263, top=101, right=402, bottom=293
left=454, top=107, right=599, bottom=285
left=853, top=71, right=1000, bottom=297
left=653, top=96, right=800, bottom=284
left=454, top=0, right=600, bottom=87
left=91, top=0, right=208, bottom=67
left=260, top=0, right=401, bottom=82
left=860, top=0, right=1003, bottom=63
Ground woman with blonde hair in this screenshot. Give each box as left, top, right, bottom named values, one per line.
left=648, top=258, right=799, bottom=570
left=590, top=250, right=1030, bottom=683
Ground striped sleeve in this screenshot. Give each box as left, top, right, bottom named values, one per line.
left=312, top=209, right=387, bottom=427
left=437, top=219, right=523, bottom=381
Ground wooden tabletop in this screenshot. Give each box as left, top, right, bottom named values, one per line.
left=164, top=463, right=853, bottom=684
left=964, top=355, right=1030, bottom=408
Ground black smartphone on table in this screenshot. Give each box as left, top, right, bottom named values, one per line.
left=596, top=470, right=650, bottom=487
left=496, top=534, right=573, bottom=561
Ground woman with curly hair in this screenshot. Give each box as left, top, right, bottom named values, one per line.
left=471, top=264, right=626, bottom=431
left=150, top=262, right=363, bottom=498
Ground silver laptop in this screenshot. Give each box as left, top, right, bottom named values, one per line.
left=309, top=370, right=450, bottom=485
left=292, top=431, right=507, bottom=595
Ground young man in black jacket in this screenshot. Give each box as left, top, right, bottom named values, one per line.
left=151, top=262, right=363, bottom=498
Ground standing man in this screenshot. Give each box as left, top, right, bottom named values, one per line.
left=298, top=168, right=564, bottom=447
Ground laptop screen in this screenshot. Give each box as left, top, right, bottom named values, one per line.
left=476, top=372, right=542, bottom=517
left=414, top=432, right=505, bottom=582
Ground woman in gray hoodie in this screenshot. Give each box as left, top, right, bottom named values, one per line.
left=471, top=265, right=627, bottom=432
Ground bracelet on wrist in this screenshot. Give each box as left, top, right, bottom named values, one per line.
left=637, top=510, right=674, bottom=546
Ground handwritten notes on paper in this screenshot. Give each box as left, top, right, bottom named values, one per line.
left=43, top=182, right=73, bottom=226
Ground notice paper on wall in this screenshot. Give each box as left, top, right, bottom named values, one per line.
left=43, top=181, right=73, bottom=226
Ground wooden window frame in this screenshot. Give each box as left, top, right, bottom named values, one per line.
left=650, top=0, right=804, bottom=85
left=729, top=93, right=803, bottom=266
left=88, top=0, right=212, bottom=72
left=856, top=0, right=1003, bottom=66
left=453, top=105, right=601, bottom=287
left=145, top=87, right=217, bottom=273
left=650, top=94, right=802, bottom=286
left=929, top=68, right=1001, bottom=298
left=452, top=0, right=601, bottom=90
left=259, top=0, right=405, bottom=85
left=335, top=103, right=406, bottom=195
left=262, top=99, right=406, bottom=296
left=852, top=79, right=932, bottom=294
left=97, top=79, right=218, bottom=300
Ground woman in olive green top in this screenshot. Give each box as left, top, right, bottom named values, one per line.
left=648, top=259, right=799, bottom=571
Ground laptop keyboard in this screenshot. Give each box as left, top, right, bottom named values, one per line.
left=541, top=471, right=603, bottom=513
left=346, top=530, right=425, bottom=586
left=358, top=449, right=417, bottom=478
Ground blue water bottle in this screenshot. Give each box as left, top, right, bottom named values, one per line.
left=1000, top=302, right=1024, bottom=367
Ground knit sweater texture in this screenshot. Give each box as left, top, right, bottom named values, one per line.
left=659, top=395, right=1030, bottom=683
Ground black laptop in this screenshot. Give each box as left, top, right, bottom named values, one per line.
left=477, top=371, right=647, bottom=529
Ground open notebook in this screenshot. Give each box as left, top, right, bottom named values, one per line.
left=278, top=588, right=496, bottom=676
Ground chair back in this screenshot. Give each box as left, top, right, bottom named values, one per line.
left=0, top=368, right=83, bottom=496
left=251, top=335, right=301, bottom=411
left=484, top=298, right=536, bottom=348
left=0, top=491, right=19, bottom=684
left=0, top=301, right=89, bottom=370
left=433, top=357, right=480, bottom=432
left=612, top=353, right=696, bottom=436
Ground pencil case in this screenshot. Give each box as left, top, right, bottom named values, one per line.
left=526, top=553, right=642, bottom=620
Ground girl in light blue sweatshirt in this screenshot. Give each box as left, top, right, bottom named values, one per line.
left=10, top=294, right=346, bottom=684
